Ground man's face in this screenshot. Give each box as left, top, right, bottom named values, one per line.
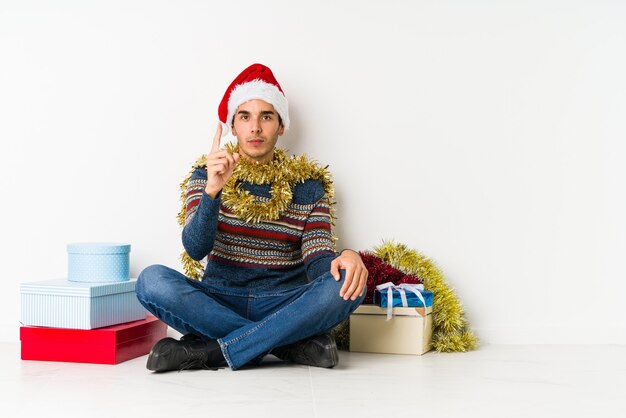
left=231, top=99, right=284, bottom=164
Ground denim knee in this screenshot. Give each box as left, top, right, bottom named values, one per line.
left=316, top=272, right=366, bottom=315
left=136, top=264, right=180, bottom=305
left=339, top=285, right=367, bottom=312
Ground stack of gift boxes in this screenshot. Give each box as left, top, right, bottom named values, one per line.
left=350, top=283, right=434, bottom=355
left=19, top=243, right=167, bottom=364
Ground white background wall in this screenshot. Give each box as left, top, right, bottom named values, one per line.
left=1, top=0, right=624, bottom=344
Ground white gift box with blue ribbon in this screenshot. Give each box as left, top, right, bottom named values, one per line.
left=350, top=304, right=433, bottom=355
left=67, top=243, right=130, bottom=283
left=20, top=278, right=146, bottom=329
left=350, top=282, right=433, bottom=355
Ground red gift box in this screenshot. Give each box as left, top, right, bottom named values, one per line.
left=20, top=315, right=167, bottom=364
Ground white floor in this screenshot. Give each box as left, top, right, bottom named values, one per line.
left=3, top=341, right=625, bottom=418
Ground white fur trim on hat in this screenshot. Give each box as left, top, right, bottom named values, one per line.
left=226, top=79, right=290, bottom=131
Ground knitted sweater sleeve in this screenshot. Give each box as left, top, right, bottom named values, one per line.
left=302, top=194, right=338, bottom=281
left=181, top=168, right=221, bottom=261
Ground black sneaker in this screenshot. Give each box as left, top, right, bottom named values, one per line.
left=146, top=337, right=225, bottom=372
left=273, top=334, right=339, bottom=368
left=180, top=333, right=202, bottom=342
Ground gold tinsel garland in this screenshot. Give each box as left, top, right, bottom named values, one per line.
left=373, top=240, right=479, bottom=352
left=332, top=240, right=478, bottom=353
left=177, top=146, right=335, bottom=280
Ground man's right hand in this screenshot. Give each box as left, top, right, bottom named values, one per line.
left=204, top=124, right=240, bottom=198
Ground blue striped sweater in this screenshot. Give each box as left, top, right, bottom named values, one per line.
left=182, top=167, right=338, bottom=289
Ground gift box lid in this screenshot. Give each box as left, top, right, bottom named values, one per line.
left=20, top=315, right=164, bottom=346
left=67, top=242, right=131, bottom=255
left=20, top=278, right=138, bottom=297
left=354, top=304, right=433, bottom=317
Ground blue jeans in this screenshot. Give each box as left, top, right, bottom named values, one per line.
left=135, top=265, right=365, bottom=370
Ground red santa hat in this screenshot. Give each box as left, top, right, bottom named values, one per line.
left=218, top=63, right=290, bottom=135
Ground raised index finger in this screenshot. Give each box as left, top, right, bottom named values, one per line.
left=211, top=123, right=223, bottom=153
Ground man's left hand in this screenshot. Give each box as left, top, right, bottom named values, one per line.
left=330, top=250, right=368, bottom=301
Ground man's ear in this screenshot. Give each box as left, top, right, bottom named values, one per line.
left=278, top=124, right=285, bottom=136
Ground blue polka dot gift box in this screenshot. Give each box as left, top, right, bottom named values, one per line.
left=67, top=243, right=130, bottom=283
left=20, top=278, right=146, bottom=330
